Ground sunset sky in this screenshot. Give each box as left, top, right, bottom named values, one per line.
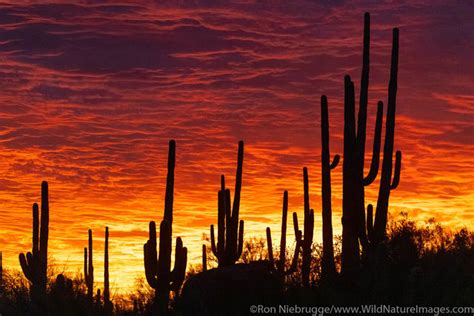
left=0, top=1, right=472, bottom=294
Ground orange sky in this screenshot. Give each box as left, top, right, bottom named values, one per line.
left=0, top=1, right=473, bottom=294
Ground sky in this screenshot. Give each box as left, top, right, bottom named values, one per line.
left=0, top=0, right=473, bottom=293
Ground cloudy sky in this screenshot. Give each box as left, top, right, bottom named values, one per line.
left=0, top=0, right=472, bottom=292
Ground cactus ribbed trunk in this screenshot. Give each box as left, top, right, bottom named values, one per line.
left=341, top=75, right=360, bottom=276
left=19, top=181, right=49, bottom=302
left=320, top=95, right=339, bottom=279
left=210, top=141, right=245, bottom=267
left=144, top=140, right=188, bottom=315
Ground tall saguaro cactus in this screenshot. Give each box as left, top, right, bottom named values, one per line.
left=19, top=181, right=49, bottom=302
left=266, top=191, right=301, bottom=279
left=144, top=140, right=188, bottom=314
left=293, top=168, right=314, bottom=287
left=210, top=141, right=245, bottom=267
left=339, top=13, right=402, bottom=274
left=320, top=96, right=339, bottom=279
left=84, top=229, right=94, bottom=301
left=372, top=28, right=402, bottom=245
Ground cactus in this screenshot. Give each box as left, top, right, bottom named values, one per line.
left=320, top=95, right=340, bottom=279
left=372, top=28, right=402, bottom=244
left=19, top=181, right=49, bottom=302
left=266, top=191, right=301, bottom=279
left=202, top=245, right=207, bottom=272
left=104, top=226, right=113, bottom=313
left=84, top=229, right=94, bottom=302
left=339, top=13, right=401, bottom=274
left=293, top=168, right=314, bottom=287
left=210, top=141, right=245, bottom=267
left=143, top=140, right=188, bottom=314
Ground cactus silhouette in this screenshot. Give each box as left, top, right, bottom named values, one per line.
left=84, top=229, right=94, bottom=302
left=104, top=226, right=113, bottom=314
left=320, top=95, right=340, bottom=280
left=266, top=191, right=301, bottom=279
left=143, top=140, right=188, bottom=314
left=210, top=141, right=245, bottom=267
left=372, top=28, right=402, bottom=245
left=339, top=13, right=402, bottom=274
left=202, top=245, right=207, bottom=272
left=293, top=168, right=314, bottom=287
left=19, top=181, right=49, bottom=302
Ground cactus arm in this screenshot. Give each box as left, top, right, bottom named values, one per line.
left=210, top=224, right=218, bottom=257
left=390, top=151, right=402, bottom=190
left=292, top=212, right=299, bottom=237
left=164, top=140, right=175, bottom=224
left=144, top=221, right=158, bottom=289
left=19, top=253, right=34, bottom=282
left=171, top=237, right=187, bottom=292
left=363, top=101, right=383, bottom=186
left=330, top=155, right=340, bottom=169
left=217, top=190, right=225, bottom=255
left=235, top=220, right=244, bottom=261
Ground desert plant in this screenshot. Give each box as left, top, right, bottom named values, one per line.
left=320, top=95, right=340, bottom=280
left=143, top=140, right=188, bottom=314
left=84, top=229, right=94, bottom=302
left=210, top=141, right=245, bottom=267
left=266, top=191, right=301, bottom=279
left=293, top=168, right=314, bottom=287
left=337, top=13, right=401, bottom=275
left=19, top=181, right=49, bottom=303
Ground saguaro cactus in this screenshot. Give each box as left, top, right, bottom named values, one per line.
left=210, top=141, right=245, bottom=267
left=84, top=229, right=94, bottom=301
left=19, top=181, right=49, bottom=302
left=372, top=28, right=402, bottom=245
left=339, top=13, right=401, bottom=274
left=293, top=168, right=314, bottom=287
left=266, top=191, right=301, bottom=279
left=143, top=140, right=188, bottom=314
left=320, top=96, right=340, bottom=279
